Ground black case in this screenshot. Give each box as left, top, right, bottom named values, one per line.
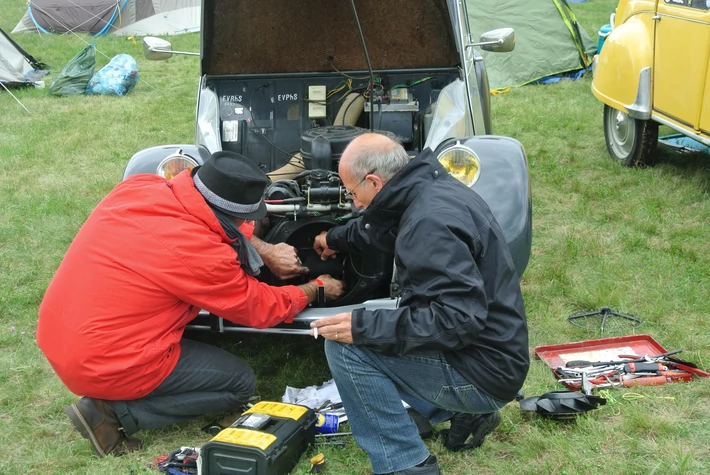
left=200, top=401, right=316, bottom=475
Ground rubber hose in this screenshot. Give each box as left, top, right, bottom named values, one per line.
left=267, top=153, right=305, bottom=182
left=335, top=93, right=365, bottom=126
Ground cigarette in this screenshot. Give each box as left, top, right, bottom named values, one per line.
left=313, top=326, right=318, bottom=339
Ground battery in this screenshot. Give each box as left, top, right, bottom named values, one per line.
left=199, top=401, right=316, bottom=475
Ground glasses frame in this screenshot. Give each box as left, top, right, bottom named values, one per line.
left=344, top=169, right=376, bottom=199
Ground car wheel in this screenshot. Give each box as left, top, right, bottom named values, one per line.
left=603, top=105, right=658, bottom=167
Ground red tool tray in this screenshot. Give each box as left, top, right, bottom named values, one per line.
left=535, top=334, right=668, bottom=370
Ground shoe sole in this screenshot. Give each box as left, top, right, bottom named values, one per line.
left=64, top=403, right=107, bottom=457
left=465, top=411, right=501, bottom=450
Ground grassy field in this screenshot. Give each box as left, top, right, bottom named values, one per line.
left=2, top=1, right=709, bottom=474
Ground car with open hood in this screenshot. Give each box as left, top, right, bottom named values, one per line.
left=123, top=0, right=532, bottom=335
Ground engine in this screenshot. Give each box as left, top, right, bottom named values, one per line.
left=257, top=126, right=393, bottom=307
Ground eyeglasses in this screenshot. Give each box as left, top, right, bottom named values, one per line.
left=344, top=169, right=376, bottom=199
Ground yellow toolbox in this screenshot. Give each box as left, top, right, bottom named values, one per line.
left=199, top=401, right=316, bottom=475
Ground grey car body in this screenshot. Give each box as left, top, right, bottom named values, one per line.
left=124, top=0, right=531, bottom=335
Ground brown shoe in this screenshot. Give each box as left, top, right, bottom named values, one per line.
left=64, top=397, right=142, bottom=457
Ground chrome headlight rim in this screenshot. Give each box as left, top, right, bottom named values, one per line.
left=436, top=142, right=481, bottom=187
left=157, top=150, right=199, bottom=180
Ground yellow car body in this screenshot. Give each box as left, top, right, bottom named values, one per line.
left=592, top=0, right=710, bottom=165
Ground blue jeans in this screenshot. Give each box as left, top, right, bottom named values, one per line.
left=324, top=340, right=508, bottom=474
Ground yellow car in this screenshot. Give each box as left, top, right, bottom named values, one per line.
left=592, top=0, right=710, bottom=166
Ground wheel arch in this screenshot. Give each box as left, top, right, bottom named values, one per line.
left=592, top=16, right=654, bottom=120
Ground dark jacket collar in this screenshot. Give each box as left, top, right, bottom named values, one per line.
left=363, top=147, right=446, bottom=228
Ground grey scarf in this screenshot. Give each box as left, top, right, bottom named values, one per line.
left=209, top=206, right=264, bottom=276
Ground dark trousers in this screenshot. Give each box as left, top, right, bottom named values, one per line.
left=111, top=339, right=255, bottom=436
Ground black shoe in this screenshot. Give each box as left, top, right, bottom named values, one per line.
left=375, top=455, right=441, bottom=475
left=407, top=408, right=433, bottom=439
left=441, top=411, right=501, bottom=452
left=64, top=397, right=142, bottom=457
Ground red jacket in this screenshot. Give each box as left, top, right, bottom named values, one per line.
left=38, top=170, right=307, bottom=400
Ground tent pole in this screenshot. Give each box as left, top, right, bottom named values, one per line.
left=0, top=81, right=31, bottom=113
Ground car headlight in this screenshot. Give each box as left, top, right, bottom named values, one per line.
left=157, top=151, right=199, bottom=180
left=437, top=144, right=481, bottom=187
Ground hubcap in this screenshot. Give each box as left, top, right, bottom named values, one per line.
left=606, top=109, right=635, bottom=158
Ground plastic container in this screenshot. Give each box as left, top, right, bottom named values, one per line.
left=598, top=24, right=612, bottom=54
left=315, top=413, right=339, bottom=434
left=199, top=401, right=316, bottom=475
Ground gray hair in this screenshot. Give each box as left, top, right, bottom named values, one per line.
left=348, top=133, right=410, bottom=182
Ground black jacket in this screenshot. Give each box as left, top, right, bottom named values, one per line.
left=327, top=148, right=529, bottom=402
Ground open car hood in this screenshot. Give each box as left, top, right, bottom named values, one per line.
left=201, top=0, right=461, bottom=76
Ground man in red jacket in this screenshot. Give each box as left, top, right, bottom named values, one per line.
left=38, top=151, right=343, bottom=457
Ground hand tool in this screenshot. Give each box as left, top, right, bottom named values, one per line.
left=622, top=392, right=676, bottom=402
left=623, top=363, right=667, bottom=374
left=670, top=362, right=710, bottom=378
left=566, top=349, right=684, bottom=368
left=595, top=376, right=669, bottom=388
left=315, top=431, right=352, bottom=438
left=315, top=439, right=348, bottom=446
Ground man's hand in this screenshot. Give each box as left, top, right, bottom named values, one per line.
left=317, top=275, right=345, bottom=301
left=313, top=231, right=337, bottom=261
left=310, top=312, right=353, bottom=344
left=297, top=275, right=345, bottom=304
left=252, top=237, right=309, bottom=280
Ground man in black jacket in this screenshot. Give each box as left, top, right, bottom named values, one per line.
left=311, top=133, right=529, bottom=475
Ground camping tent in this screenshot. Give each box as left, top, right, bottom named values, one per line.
left=466, top=0, right=597, bottom=90
left=0, top=28, right=48, bottom=87
left=12, top=0, right=200, bottom=37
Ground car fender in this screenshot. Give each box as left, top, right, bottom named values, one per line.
left=122, top=144, right=211, bottom=180
left=592, top=16, right=654, bottom=119
left=443, top=135, right=532, bottom=276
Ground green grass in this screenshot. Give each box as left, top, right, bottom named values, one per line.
left=2, top=1, right=710, bottom=474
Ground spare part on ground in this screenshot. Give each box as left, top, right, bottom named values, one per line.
left=568, top=307, right=643, bottom=334
left=519, top=391, right=606, bottom=420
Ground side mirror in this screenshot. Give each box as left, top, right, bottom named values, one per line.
left=475, top=28, right=516, bottom=53
left=142, top=37, right=200, bottom=60
left=143, top=37, right=173, bottom=61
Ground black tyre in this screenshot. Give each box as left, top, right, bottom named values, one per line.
left=603, top=105, right=658, bottom=166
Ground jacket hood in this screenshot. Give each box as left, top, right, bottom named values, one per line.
left=363, top=148, right=447, bottom=229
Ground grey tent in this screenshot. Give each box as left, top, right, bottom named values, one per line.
left=467, top=0, right=597, bottom=90
left=0, top=28, right=47, bottom=87
left=12, top=0, right=200, bottom=37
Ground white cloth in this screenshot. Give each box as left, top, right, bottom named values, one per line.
left=282, top=379, right=341, bottom=409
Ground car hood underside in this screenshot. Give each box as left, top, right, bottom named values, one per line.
left=201, top=0, right=460, bottom=76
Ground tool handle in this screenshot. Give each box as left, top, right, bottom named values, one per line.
left=623, top=363, right=665, bottom=374
left=623, top=376, right=668, bottom=387
left=661, top=371, right=694, bottom=382
left=672, top=362, right=710, bottom=378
